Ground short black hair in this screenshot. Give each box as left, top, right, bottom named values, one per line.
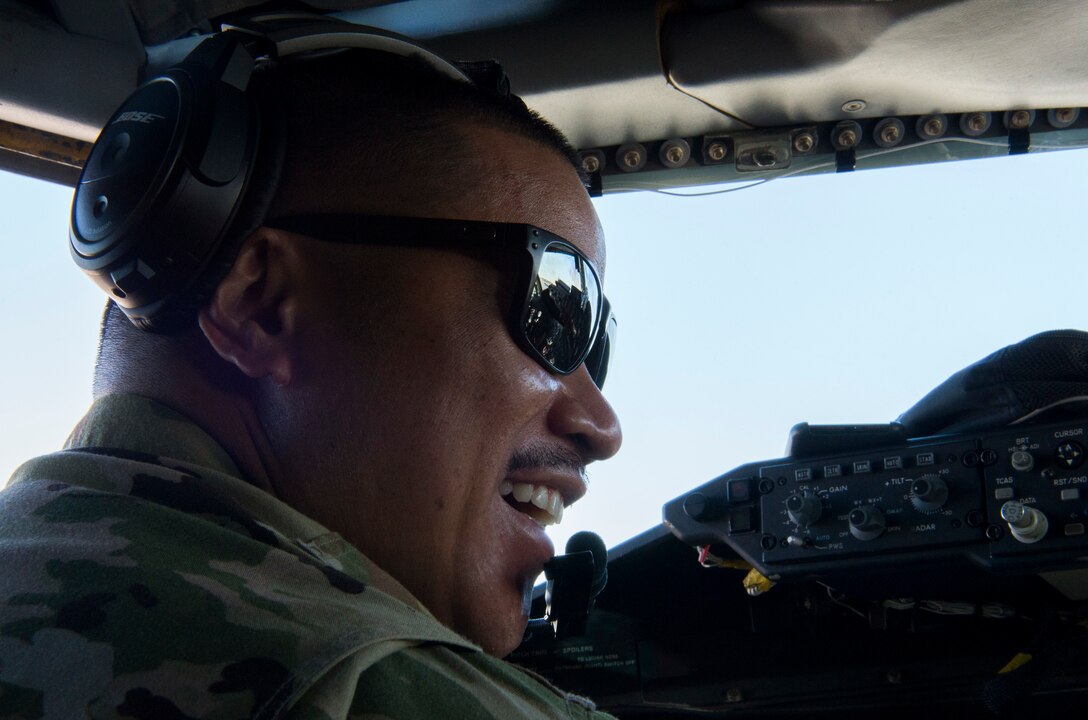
left=267, top=48, right=585, bottom=205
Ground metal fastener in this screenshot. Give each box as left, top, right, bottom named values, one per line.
left=707, top=142, right=727, bottom=161
left=836, top=129, right=857, bottom=148
left=1010, top=110, right=1032, bottom=129
left=874, top=118, right=904, bottom=148
left=581, top=155, right=600, bottom=174
left=754, top=150, right=777, bottom=167
left=793, top=132, right=815, bottom=153
left=1055, top=108, right=1076, bottom=124
left=967, top=113, right=987, bottom=132
left=623, top=150, right=642, bottom=168
left=923, top=118, right=943, bottom=137
left=842, top=99, right=867, bottom=113
left=666, top=145, right=684, bottom=164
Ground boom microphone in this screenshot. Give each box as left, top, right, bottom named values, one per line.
left=564, top=530, right=608, bottom=601
left=523, top=531, right=609, bottom=642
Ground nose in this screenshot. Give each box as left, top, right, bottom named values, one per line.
left=547, top=365, right=623, bottom=462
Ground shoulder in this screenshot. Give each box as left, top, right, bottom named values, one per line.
left=0, top=451, right=366, bottom=719
left=290, top=643, right=614, bottom=720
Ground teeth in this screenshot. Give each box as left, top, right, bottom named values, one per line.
left=531, top=486, right=550, bottom=509
left=500, top=481, right=565, bottom=526
left=548, top=491, right=562, bottom=519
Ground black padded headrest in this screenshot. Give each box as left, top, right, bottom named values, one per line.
left=897, top=330, right=1088, bottom=437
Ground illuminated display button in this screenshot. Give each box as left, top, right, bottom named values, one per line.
left=1060, top=488, right=1081, bottom=501
left=853, top=460, right=872, bottom=474
left=824, top=464, right=842, bottom=478
left=994, top=487, right=1015, bottom=500
left=727, top=479, right=751, bottom=501
left=795, top=468, right=813, bottom=482
left=1065, top=523, right=1085, bottom=537
left=884, top=456, right=903, bottom=471
left=728, top=507, right=755, bottom=534
left=916, top=452, right=935, bottom=467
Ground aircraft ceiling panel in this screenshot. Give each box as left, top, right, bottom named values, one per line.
left=404, top=1, right=733, bottom=149
left=0, top=1, right=144, bottom=141
left=662, top=0, right=1088, bottom=128
left=3, top=0, right=1088, bottom=185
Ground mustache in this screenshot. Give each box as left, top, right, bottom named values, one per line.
left=507, top=445, right=587, bottom=481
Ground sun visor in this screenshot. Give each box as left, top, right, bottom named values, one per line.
left=660, top=0, right=1088, bottom=128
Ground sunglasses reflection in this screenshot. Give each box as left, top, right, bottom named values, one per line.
left=527, top=278, right=595, bottom=368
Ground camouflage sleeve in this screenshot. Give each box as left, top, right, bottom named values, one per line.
left=287, top=644, right=616, bottom=720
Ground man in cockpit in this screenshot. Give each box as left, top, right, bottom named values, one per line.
left=0, top=32, right=622, bottom=719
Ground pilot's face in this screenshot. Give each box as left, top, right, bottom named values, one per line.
left=277, top=123, right=622, bottom=656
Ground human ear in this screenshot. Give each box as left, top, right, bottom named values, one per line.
left=198, top=229, right=301, bottom=386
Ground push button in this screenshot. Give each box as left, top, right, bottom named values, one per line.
left=795, top=468, right=813, bottom=482
left=1056, top=441, right=1086, bottom=469
left=824, top=464, right=842, bottom=478
left=727, top=479, right=751, bottom=502
left=729, top=507, right=755, bottom=534
left=853, top=460, right=872, bottom=474
left=994, top=487, right=1014, bottom=500
left=1060, top=488, right=1081, bottom=501
left=916, top=452, right=935, bottom=467
left=884, top=456, right=903, bottom=471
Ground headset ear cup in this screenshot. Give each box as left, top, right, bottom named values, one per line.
left=146, top=76, right=287, bottom=332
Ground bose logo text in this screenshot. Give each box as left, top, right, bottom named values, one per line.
left=113, top=111, right=166, bottom=125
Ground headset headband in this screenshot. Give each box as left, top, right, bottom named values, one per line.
left=69, top=15, right=472, bottom=331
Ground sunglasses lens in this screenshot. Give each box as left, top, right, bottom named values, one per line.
left=584, top=302, right=615, bottom=389
left=523, top=243, right=602, bottom=374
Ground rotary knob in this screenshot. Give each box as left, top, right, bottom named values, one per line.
left=1000, top=500, right=1049, bottom=544
left=785, top=492, right=823, bottom=527
left=909, top=474, right=949, bottom=513
left=683, top=492, right=724, bottom=522
left=849, top=505, right=886, bottom=541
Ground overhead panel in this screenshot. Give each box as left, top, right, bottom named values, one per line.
left=348, top=0, right=737, bottom=150
left=661, top=0, right=1088, bottom=128
left=0, top=0, right=144, bottom=141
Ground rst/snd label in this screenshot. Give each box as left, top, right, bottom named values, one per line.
left=1053, top=475, right=1088, bottom=487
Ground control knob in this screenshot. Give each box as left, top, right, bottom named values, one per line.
left=1000, top=500, right=1048, bottom=544
left=909, top=474, right=949, bottom=514
left=683, top=492, right=723, bottom=522
left=785, top=492, right=823, bottom=527
left=1010, top=450, right=1034, bottom=473
left=849, top=505, right=886, bottom=541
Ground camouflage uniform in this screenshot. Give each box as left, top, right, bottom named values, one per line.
left=0, top=395, right=613, bottom=720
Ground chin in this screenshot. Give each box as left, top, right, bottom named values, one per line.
left=449, top=563, right=537, bottom=657
left=459, top=596, right=530, bottom=658
left=469, top=612, right=528, bottom=658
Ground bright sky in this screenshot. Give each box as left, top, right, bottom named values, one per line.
left=4, top=147, right=1088, bottom=555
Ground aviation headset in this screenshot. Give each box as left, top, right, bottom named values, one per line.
left=69, top=14, right=482, bottom=331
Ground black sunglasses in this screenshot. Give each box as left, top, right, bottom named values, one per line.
left=264, top=214, right=616, bottom=389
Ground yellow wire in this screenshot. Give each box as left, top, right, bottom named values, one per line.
left=743, top=568, right=776, bottom=596
left=998, top=652, right=1033, bottom=674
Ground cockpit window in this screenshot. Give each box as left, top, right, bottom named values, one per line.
left=3, top=147, right=1088, bottom=555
